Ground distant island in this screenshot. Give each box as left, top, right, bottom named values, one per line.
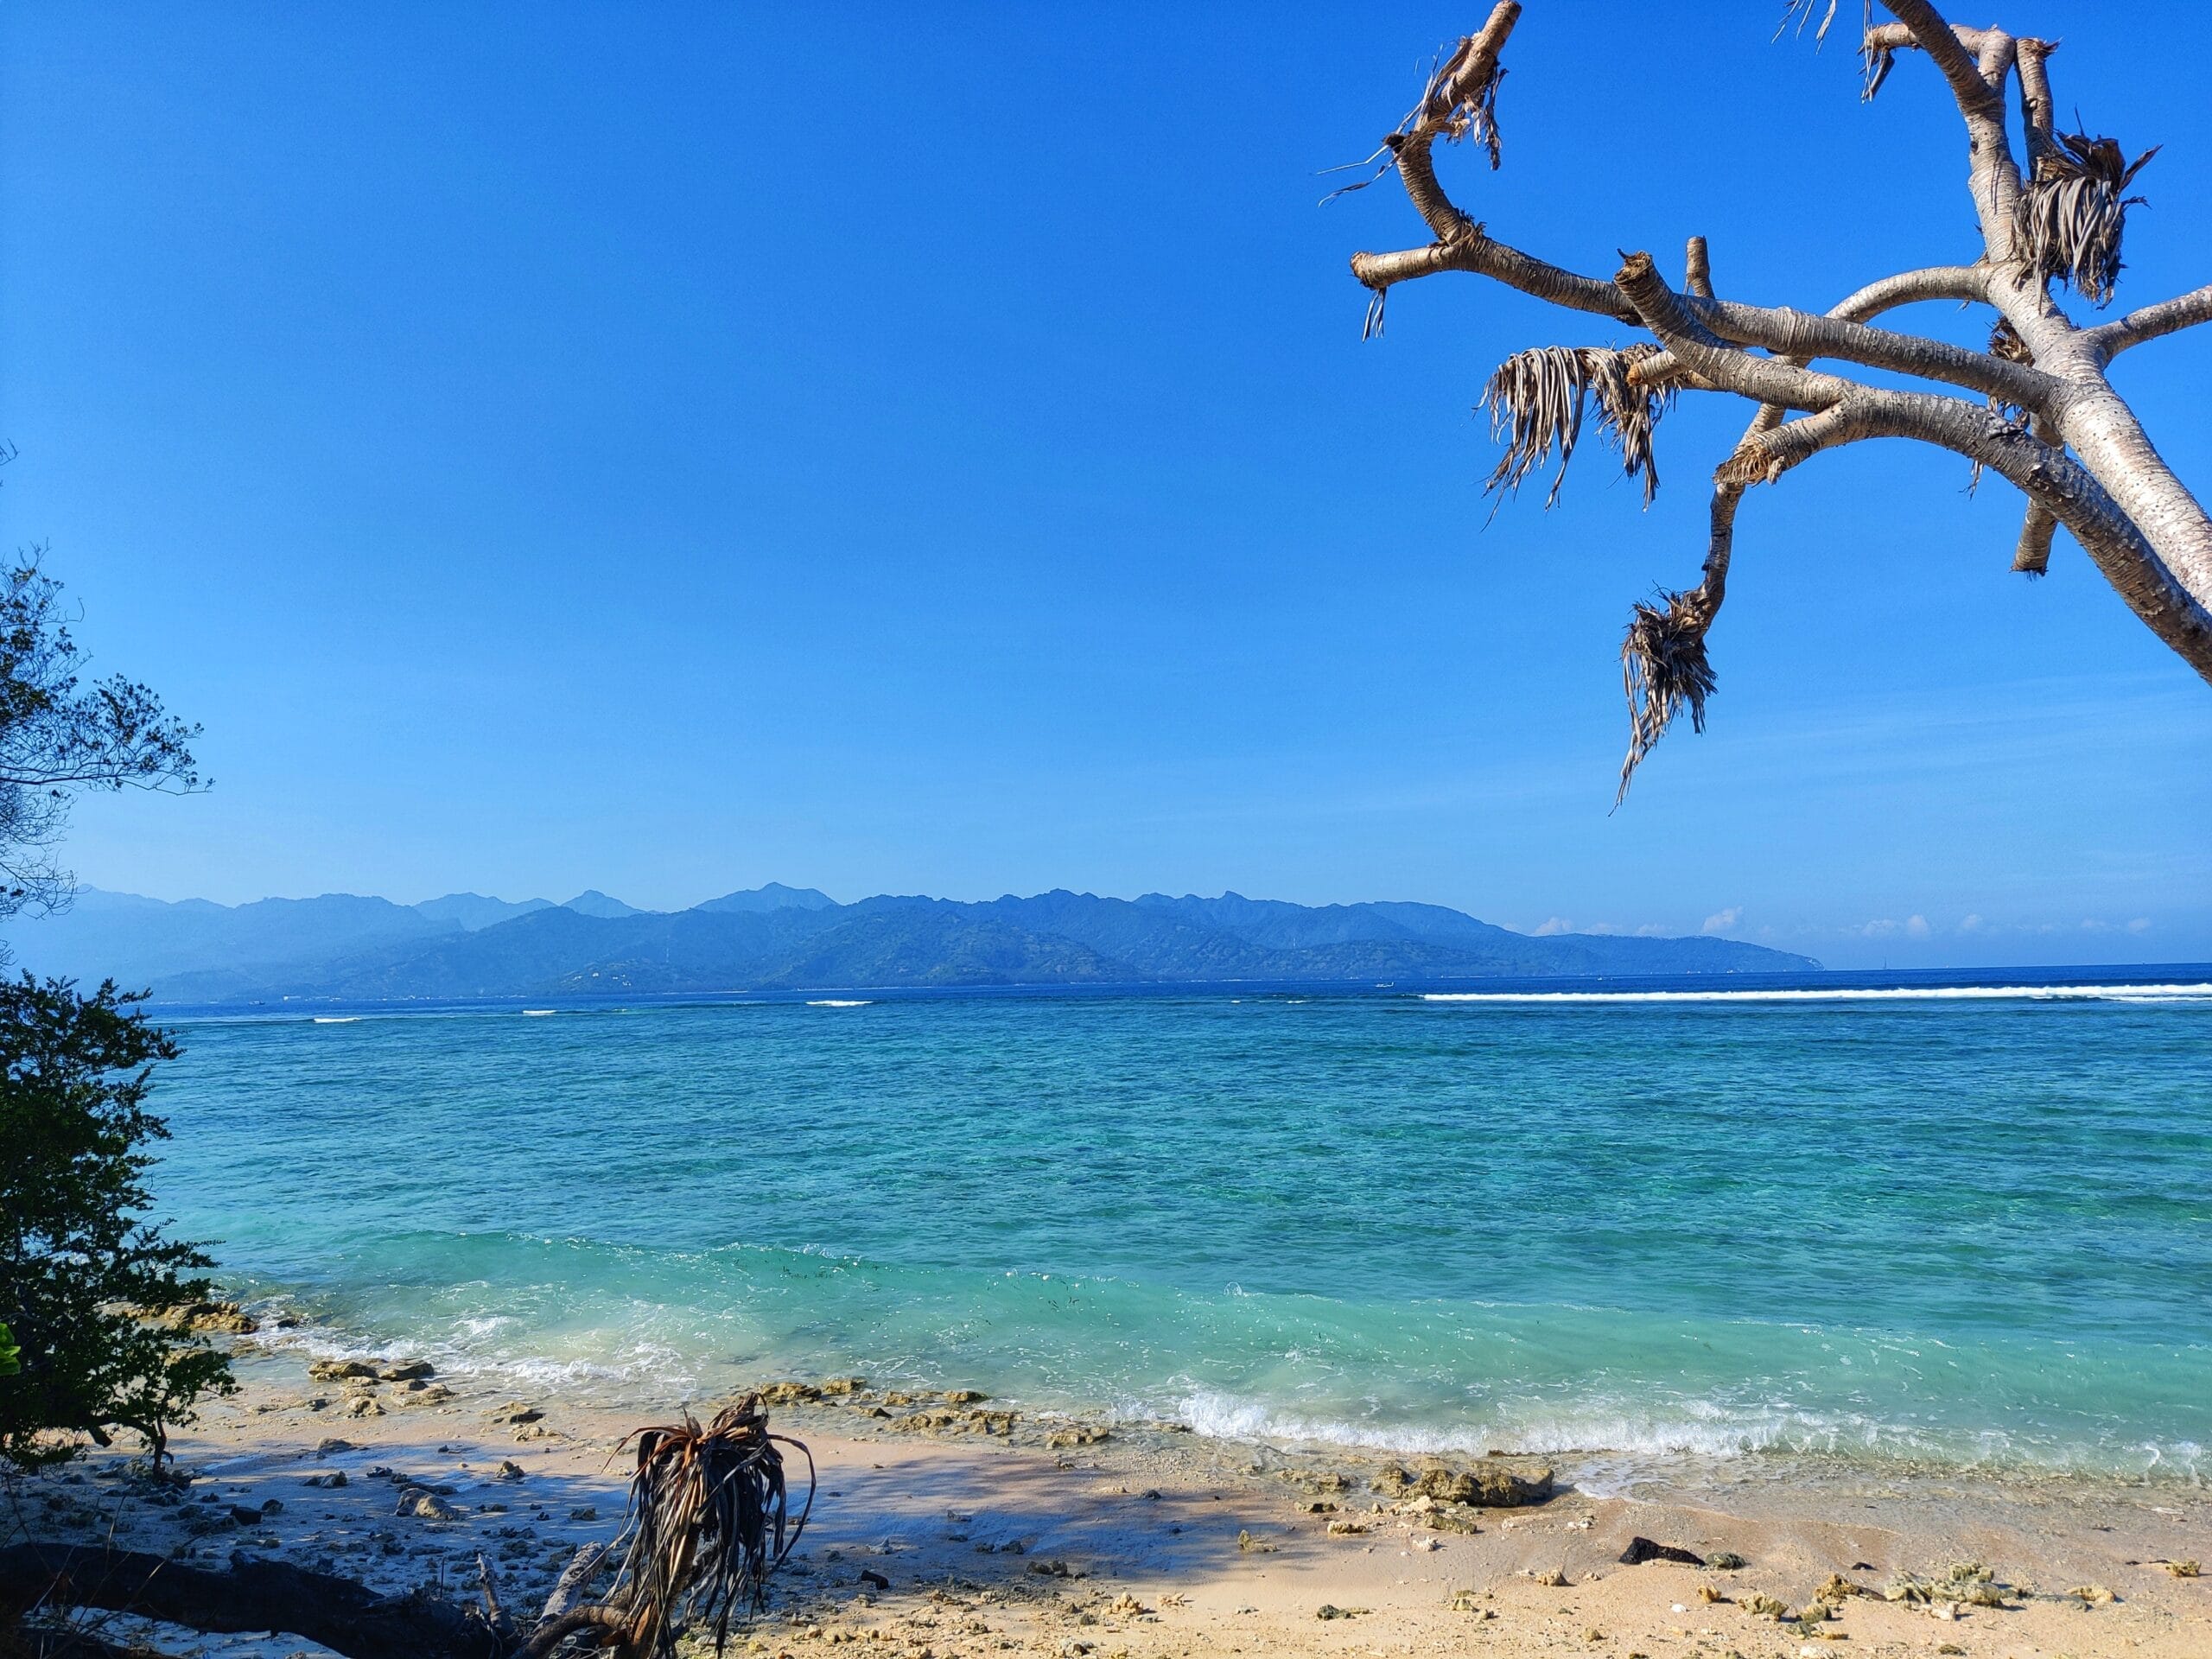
left=9, top=885, right=1820, bottom=1003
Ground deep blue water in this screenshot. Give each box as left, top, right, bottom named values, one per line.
left=147, top=970, right=2212, bottom=1481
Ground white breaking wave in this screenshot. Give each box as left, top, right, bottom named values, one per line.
left=807, top=999, right=873, bottom=1007
left=1167, top=1388, right=1874, bottom=1466
left=310, top=1016, right=359, bottom=1024
left=522, top=1008, right=558, bottom=1016
left=1160, top=1388, right=2211, bottom=1479
left=1423, top=982, right=2212, bottom=1005
left=245, top=1307, right=690, bottom=1395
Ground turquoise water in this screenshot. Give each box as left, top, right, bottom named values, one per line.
left=149, top=981, right=2212, bottom=1482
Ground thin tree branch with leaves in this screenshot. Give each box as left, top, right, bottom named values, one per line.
left=0, top=554, right=203, bottom=921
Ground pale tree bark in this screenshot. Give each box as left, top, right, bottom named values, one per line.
left=1342, top=0, right=2212, bottom=798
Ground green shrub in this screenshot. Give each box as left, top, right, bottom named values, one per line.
left=0, top=976, right=232, bottom=1468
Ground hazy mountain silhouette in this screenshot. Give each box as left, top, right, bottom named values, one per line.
left=414, top=893, right=554, bottom=931
left=560, top=889, right=648, bottom=918
left=3, top=883, right=1818, bottom=1001
left=694, top=882, right=837, bottom=914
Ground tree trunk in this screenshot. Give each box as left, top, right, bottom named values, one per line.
left=0, top=1541, right=497, bottom=1659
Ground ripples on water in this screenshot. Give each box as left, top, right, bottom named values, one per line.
left=149, top=976, right=2212, bottom=1483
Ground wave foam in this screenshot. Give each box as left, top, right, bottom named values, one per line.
left=807, top=999, right=873, bottom=1007
left=1423, top=983, right=2212, bottom=1005
left=1168, top=1389, right=1823, bottom=1464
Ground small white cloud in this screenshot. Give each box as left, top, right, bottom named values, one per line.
left=1584, top=922, right=1622, bottom=936
left=1701, top=906, right=1742, bottom=935
left=2127, top=917, right=2152, bottom=934
left=1859, top=915, right=1932, bottom=940
left=1531, top=916, right=1572, bottom=937
left=1961, top=913, right=1986, bottom=932
left=1634, top=924, right=1667, bottom=938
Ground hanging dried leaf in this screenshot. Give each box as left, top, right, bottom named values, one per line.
left=1859, top=49, right=1893, bottom=99
left=1618, top=586, right=1720, bottom=804
left=1321, top=30, right=1508, bottom=205
left=1479, top=344, right=1669, bottom=508
left=2015, top=130, right=2158, bottom=305
left=1416, top=35, right=1506, bottom=167
left=1776, top=0, right=1840, bottom=44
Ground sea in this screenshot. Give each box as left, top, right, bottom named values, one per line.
left=145, top=967, right=2212, bottom=1487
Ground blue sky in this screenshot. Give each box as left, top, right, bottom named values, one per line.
left=3, top=2, right=2207, bottom=969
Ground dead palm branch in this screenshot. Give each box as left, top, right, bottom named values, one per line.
left=524, top=1394, right=814, bottom=1659
left=1341, top=1, right=2212, bottom=800
left=1479, top=344, right=1669, bottom=509
left=2014, top=130, right=2158, bottom=306
left=1620, top=587, right=1720, bottom=805
left=3, top=1399, right=815, bottom=1659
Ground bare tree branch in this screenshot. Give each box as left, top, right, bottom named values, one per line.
left=2014, top=502, right=2060, bottom=575
left=1683, top=236, right=1713, bottom=300
left=1829, top=265, right=1989, bottom=319
left=1866, top=7, right=2008, bottom=118
left=2086, top=284, right=2212, bottom=359
left=1351, top=226, right=1638, bottom=326
left=1338, top=3, right=2212, bottom=799
left=2015, top=35, right=2058, bottom=166
left=1694, top=295, right=2060, bottom=410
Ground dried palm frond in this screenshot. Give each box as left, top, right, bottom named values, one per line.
left=1617, top=584, right=1719, bottom=805
left=599, top=1394, right=816, bottom=1658
left=1968, top=318, right=2035, bottom=493
left=1480, top=344, right=1669, bottom=509
left=1424, top=49, right=1504, bottom=169
left=1776, top=0, right=1841, bottom=44
left=1713, top=441, right=1781, bottom=489
left=1320, top=33, right=1506, bottom=204
left=1586, top=345, right=1669, bottom=506
left=2014, top=130, right=2158, bottom=305
left=1361, top=283, right=1389, bottom=340
left=1859, top=24, right=1897, bottom=101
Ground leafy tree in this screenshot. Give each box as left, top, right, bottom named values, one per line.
left=0, top=551, right=220, bottom=1469
left=0, top=978, right=231, bottom=1468
left=0, top=551, right=203, bottom=924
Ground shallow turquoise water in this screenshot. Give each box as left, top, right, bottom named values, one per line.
left=148, top=983, right=2212, bottom=1480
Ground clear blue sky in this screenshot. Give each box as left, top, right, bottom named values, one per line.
left=3, top=2, right=2207, bottom=969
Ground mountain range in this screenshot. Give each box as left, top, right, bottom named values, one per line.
left=2, top=884, right=1818, bottom=1002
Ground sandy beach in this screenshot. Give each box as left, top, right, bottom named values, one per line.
left=13, top=1347, right=2209, bottom=1658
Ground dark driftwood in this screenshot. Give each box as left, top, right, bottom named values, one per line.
left=5, top=1398, right=813, bottom=1658
left=0, top=1541, right=498, bottom=1659
left=15, top=1628, right=188, bottom=1659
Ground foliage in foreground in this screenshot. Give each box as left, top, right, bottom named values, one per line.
left=0, top=975, right=231, bottom=1469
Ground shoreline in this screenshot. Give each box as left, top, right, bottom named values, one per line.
left=13, top=1348, right=2209, bottom=1656
left=231, top=1294, right=2210, bottom=1496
